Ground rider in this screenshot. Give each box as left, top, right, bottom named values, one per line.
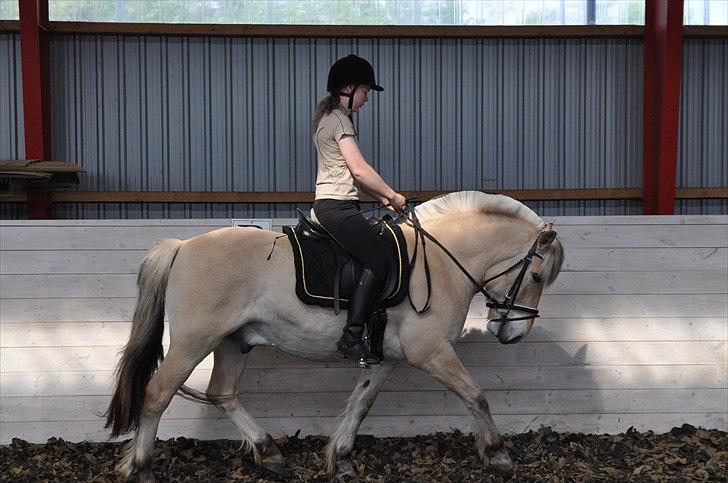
left=311, top=54, right=407, bottom=367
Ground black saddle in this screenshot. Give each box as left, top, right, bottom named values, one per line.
left=283, top=209, right=410, bottom=315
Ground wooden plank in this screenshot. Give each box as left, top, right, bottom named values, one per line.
left=0, top=219, right=235, bottom=227
left=545, top=215, right=728, bottom=225
left=554, top=225, right=728, bottom=248
left=468, top=294, right=728, bottom=319
left=3, top=364, right=724, bottom=398
left=562, top=248, right=727, bottom=271
left=4, top=247, right=725, bottom=275
left=46, top=22, right=645, bottom=38
left=0, top=297, right=136, bottom=322
left=1, top=222, right=724, bottom=251
left=0, top=20, right=20, bottom=33
left=2, top=341, right=725, bottom=373
left=1, top=215, right=724, bottom=227
left=676, top=187, right=728, bottom=199
left=0, top=226, right=226, bottom=250
left=465, top=318, right=728, bottom=342
left=0, top=418, right=322, bottom=445
left=247, top=364, right=728, bottom=394
left=0, top=250, right=146, bottom=275
left=3, top=293, right=726, bottom=323
left=338, top=413, right=728, bottom=437
left=3, top=318, right=726, bottom=348
left=47, top=188, right=647, bottom=202
left=0, top=160, right=85, bottom=173
left=2, top=412, right=725, bottom=445
left=548, top=270, right=728, bottom=294
left=0, top=346, right=216, bottom=373
left=453, top=341, right=728, bottom=367
left=3, top=270, right=724, bottom=299
left=1, top=274, right=137, bottom=298
left=683, top=26, right=728, bottom=38
left=7, top=187, right=724, bottom=204
left=2, top=388, right=725, bottom=424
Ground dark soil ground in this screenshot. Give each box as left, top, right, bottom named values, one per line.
left=1, top=425, right=726, bottom=482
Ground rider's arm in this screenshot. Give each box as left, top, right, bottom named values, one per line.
left=338, top=135, right=396, bottom=202
left=359, top=184, right=389, bottom=205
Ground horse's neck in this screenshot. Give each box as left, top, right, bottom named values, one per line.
left=403, top=214, right=535, bottom=287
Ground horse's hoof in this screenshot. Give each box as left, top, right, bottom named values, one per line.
left=489, top=455, right=514, bottom=479
left=136, top=470, right=155, bottom=483
left=491, top=463, right=514, bottom=476
left=483, top=449, right=513, bottom=477
left=489, top=451, right=512, bottom=467
left=261, top=460, right=288, bottom=478
left=334, top=457, right=355, bottom=479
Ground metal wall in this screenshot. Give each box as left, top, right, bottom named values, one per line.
left=0, top=34, right=24, bottom=219
left=678, top=38, right=728, bottom=215
left=1, top=34, right=725, bottom=219
left=44, top=35, right=645, bottom=219
left=0, top=34, right=22, bottom=160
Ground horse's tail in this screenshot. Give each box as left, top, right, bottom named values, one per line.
left=104, top=238, right=183, bottom=437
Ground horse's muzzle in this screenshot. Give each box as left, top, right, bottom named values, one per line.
left=487, top=318, right=531, bottom=344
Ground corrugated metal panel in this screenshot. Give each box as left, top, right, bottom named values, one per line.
left=0, top=34, right=24, bottom=161
left=0, top=34, right=25, bottom=220
left=44, top=35, right=646, bottom=219
left=678, top=38, right=728, bottom=215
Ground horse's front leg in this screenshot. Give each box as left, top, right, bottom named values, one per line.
left=325, top=362, right=396, bottom=477
left=406, top=341, right=513, bottom=471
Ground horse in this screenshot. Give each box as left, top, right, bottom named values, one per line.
left=104, top=191, right=564, bottom=481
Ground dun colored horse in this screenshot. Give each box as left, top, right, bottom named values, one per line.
left=105, top=191, right=564, bottom=481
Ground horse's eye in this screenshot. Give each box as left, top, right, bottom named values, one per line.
left=531, top=272, right=543, bottom=283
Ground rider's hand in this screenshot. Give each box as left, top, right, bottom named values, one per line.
left=387, top=192, right=407, bottom=213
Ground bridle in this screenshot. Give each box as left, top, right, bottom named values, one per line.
left=401, top=204, right=546, bottom=335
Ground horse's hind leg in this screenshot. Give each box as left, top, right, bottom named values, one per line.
left=118, top=343, right=211, bottom=482
left=407, top=341, right=512, bottom=470
left=325, top=363, right=396, bottom=477
left=206, top=336, right=286, bottom=476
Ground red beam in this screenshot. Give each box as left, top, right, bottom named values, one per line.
left=643, top=0, right=684, bottom=215
left=19, top=0, right=53, bottom=218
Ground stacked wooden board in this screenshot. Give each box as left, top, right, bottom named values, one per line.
left=1, top=216, right=726, bottom=443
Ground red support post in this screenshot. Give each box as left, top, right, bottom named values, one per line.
left=19, top=0, right=53, bottom=219
left=643, top=0, right=684, bottom=215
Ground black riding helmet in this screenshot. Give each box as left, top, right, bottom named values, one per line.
left=327, top=54, right=383, bottom=110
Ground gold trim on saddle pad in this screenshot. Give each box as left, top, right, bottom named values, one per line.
left=290, top=222, right=404, bottom=302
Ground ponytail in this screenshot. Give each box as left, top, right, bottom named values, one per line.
left=311, top=94, right=341, bottom=134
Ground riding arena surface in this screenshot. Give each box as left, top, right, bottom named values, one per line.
left=2, top=425, right=726, bottom=482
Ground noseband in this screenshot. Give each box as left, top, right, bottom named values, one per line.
left=403, top=206, right=544, bottom=330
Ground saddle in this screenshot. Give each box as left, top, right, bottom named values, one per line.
left=283, top=209, right=410, bottom=359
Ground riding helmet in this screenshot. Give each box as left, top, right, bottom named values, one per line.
left=327, top=54, right=384, bottom=94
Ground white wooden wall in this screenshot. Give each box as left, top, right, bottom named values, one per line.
left=1, top=216, right=726, bottom=444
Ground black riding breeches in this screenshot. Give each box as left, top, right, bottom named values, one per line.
left=312, top=199, right=389, bottom=283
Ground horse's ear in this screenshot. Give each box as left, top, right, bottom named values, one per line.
left=538, top=227, right=557, bottom=247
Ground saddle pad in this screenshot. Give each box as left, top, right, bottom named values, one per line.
left=283, top=219, right=410, bottom=310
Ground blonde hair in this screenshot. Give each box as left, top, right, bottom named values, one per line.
left=311, top=94, right=341, bottom=134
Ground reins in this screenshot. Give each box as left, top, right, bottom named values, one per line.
left=401, top=203, right=544, bottom=323
left=308, top=197, right=546, bottom=324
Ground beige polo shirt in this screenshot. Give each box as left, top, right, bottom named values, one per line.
left=313, top=105, right=360, bottom=200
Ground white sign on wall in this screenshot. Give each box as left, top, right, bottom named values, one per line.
left=230, top=219, right=273, bottom=231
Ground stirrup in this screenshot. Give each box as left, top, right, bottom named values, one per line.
left=336, top=338, right=381, bottom=368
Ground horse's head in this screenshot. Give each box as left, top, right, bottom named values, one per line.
left=409, top=191, right=565, bottom=345
left=484, top=224, right=564, bottom=344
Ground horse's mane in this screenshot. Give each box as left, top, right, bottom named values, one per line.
left=411, top=191, right=545, bottom=229
left=406, top=191, right=563, bottom=285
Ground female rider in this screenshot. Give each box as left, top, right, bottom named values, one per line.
left=311, top=54, right=407, bottom=367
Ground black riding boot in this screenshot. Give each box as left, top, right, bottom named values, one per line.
left=337, top=267, right=382, bottom=368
